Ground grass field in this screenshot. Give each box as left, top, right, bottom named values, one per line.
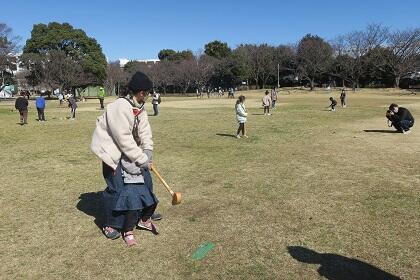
left=0, top=89, right=419, bottom=279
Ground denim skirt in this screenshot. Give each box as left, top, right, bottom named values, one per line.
left=113, top=168, right=158, bottom=211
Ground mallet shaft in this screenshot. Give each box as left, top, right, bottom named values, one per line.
left=150, top=165, right=175, bottom=195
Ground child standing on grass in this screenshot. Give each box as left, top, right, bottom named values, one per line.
left=262, top=90, right=272, bottom=115
left=235, top=95, right=248, bottom=139
left=91, top=71, right=159, bottom=246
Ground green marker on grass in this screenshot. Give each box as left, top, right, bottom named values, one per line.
left=191, top=242, right=215, bottom=260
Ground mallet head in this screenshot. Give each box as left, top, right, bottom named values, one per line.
left=172, top=192, right=182, bottom=205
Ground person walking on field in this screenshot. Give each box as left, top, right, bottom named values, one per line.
left=235, top=95, right=248, bottom=138
left=271, top=87, right=278, bottom=109
left=340, top=88, right=347, bottom=108
left=98, top=86, right=105, bottom=109
left=262, top=90, right=272, bottom=115
left=68, top=94, right=77, bottom=119
left=35, top=95, right=46, bottom=121
left=91, top=71, right=159, bottom=246
left=15, top=93, right=29, bottom=125
left=152, top=91, right=160, bottom=116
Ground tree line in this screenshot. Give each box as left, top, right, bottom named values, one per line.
left=0, top=22, right=419, bottom=95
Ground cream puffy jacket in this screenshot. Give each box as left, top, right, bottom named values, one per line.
left=236, top=103, right=247, bottom=123
left=91, top=98, right=153, bottom=170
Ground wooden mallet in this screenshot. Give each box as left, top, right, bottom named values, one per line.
left=150, top=164, right=182, bottom=205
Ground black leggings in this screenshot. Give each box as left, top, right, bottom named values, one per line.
left=237, top=123, right=245, bottom=135
left=139, top=203, right=157, bottom=221
left=122, top=203, right=158, bottom=232
left=71, top=107, right=76, bottom=118
left=123, top=211, right=138, bottom=232
left=264, top=106, right=270, bottom=114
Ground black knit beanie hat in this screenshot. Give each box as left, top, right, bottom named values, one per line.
left=128, top=71, right=153, bottom=94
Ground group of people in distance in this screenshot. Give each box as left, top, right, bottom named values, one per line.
left=13, top=85, right=162, bottom=127
left=262, top=88, right=278, bottom=116
left=14, top=92, right=78, bottom=125
left=236, top=86, right=415, bottom=139
left=234, top=88, right=278, bottom=139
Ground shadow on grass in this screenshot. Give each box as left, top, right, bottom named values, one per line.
left=216, top=133, right=237, bottom=138
left=287, top=246, right=401, bottom=280
left=251, top=113, right=266, bottom=115
left=363, top=129, right=399, bottom=133
left=77, top=192, right=104, bottom=230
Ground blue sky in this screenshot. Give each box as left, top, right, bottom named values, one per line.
left=3, top=0, right=420, bottom=61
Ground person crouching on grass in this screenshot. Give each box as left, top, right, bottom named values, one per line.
left=91, top=71, right=159, bottom=246
left=235, top=95, right=248, bottom=138
left=386, top=103, right=414, bottom=134
left=328, top=97, right=337, bottom=111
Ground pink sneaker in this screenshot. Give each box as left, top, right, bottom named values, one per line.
left=137, top=218, right=159, bottom=235
left=123, top=231, right=137, bottom=246
left=102, top=226, right=120, bottom=240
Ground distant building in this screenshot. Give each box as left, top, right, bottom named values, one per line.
left=118, top=58, right=160, bottom=68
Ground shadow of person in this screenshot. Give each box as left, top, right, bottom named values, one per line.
left=287, top=246, right=401, bottom=280
left=363, top=129, right=399, bottom=133
left=216, top=133, right=237, bottom=138
left=77, top=192, right=104, bottom=230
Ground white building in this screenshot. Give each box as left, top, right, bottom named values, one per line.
left=118, top=58, right=160, bottom=68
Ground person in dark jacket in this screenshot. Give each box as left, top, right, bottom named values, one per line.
left=15, top=93, right=29, bottom=125
left=340, top=88, right=347, bottom=108
left=68, top=94, right=77, bottom=119
left=387, top=103, right=414, bottom=134
left=35, top=96, right=46, bottom=121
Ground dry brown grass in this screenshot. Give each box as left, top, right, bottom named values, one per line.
left=0, top=89, right=419, bottom=279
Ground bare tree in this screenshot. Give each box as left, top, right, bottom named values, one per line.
left=0, top=23, right=20, bottom=85
left=234, top=44, right=261, bottom=88
left=105, top=61, right=124, bottom=95
left=152, top=61, right=176, bottom=94
left=382, top=28, right=420, bottom=87
left=259, top=44, right=276, bottom=89
left=297, top=34, right=333, bottom=90
left=331, top=24, right=389, bottom=90
left=192, top=54, right=215, bottom=91
left=173, top=59, right=196, bottom=94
